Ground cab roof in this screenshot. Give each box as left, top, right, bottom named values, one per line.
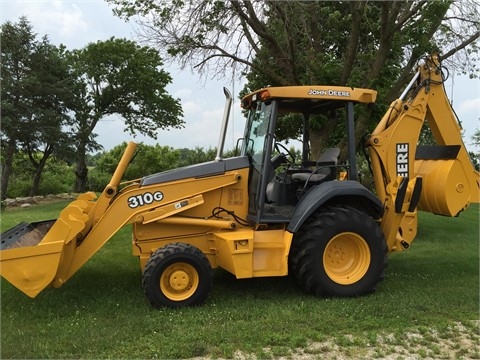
left=241, top=85, right=377, bottom=113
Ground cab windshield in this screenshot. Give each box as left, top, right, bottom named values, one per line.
left=241, top=101, right=273, bottom=165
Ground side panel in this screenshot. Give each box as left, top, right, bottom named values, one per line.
left=133, top=167, right=251, bottom=270
left=213, top=228, right=293, bottom=278
left=287, top=181, right=383, bottom=233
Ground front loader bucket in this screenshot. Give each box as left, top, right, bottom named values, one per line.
left=1, top=143, right=138, bottom=299
left=0, top=195, right=94, bottom=298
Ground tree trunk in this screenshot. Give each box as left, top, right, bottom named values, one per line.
left=74, top=141, right=88, bottom=193
left=1, top=139, right=16, bottom=200
left=28, top=147, right=53, bottom=197
left=308, top=115, right=339, bottom=161
left=340, top=1, right=366, bottom=85
left=29, top=164, right=45, bottom=197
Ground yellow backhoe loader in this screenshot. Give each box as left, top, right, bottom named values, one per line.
left=1, top=53, right=478, bottom=308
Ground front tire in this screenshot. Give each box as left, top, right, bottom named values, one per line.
left=142, top=243, right=213, bottom=308
left=290, top=205, right=387, bottom=297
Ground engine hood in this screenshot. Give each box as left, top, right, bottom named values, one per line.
left=140, top=156, right=249, bottom=186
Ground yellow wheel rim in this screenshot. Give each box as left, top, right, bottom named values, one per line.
left=160, top=262, right=199, bottom=301
left=323, top=232, right=371, bottom=285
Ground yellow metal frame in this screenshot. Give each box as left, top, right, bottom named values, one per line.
left=2, top=54, right=478, bottom=300
left=242, top=85, right=377, bottom=109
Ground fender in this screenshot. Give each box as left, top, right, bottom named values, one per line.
left=287, top=180, right=384, bottom=233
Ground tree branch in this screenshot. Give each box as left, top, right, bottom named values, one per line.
left=395, top=1, right=428, bottom=32
left=440, top=31, right=480, bottom=61
left=341, top=1, right=365, bottom=85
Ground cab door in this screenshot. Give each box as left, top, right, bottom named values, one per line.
left=240, top=100, right=278, bottom=223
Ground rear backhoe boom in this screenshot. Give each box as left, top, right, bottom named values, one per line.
left=367, top=53, right=479, bottom=251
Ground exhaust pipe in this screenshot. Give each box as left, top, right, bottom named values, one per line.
left=215, top=87, right=233, bottom=162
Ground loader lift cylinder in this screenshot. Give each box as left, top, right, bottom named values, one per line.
left=105, top=141, right=138, bottom=196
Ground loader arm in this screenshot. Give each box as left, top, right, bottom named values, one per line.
left=0, top=140, right=244, bottom=297
left=57, top=171, right=241, bottom=286
left=367, top=53, right=480, bottom=252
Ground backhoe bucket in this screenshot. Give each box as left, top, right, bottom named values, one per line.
left=0, top=194, right=94, bottom=298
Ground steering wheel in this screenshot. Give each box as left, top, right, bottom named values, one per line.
left=274, top=142, right=296, bottom=165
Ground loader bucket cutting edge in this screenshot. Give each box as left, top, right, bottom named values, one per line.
left=0, top=198, right=92, bottom=298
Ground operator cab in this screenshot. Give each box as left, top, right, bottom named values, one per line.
left=240, top=86, right=377, bottom=224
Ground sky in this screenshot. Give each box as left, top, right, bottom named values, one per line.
left=1, top=0, right=479, bottom=153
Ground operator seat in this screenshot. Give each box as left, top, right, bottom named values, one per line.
left=292, top=147, right=340, bottom=184
left=265, top=153, right=287, bottom=204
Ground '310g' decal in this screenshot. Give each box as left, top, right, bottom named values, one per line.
left=128, top=191, right=164, bottom=208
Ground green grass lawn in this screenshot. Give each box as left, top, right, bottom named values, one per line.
left=1, top=201, right=478, bottom=359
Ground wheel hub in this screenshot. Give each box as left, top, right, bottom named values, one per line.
left=323, top=232, right=371, bottom=285
left=329, top=244, right=346, bottom=263
left=169, top=270, right=190, bottom=291
left=160, top=262, right=199, bottom=301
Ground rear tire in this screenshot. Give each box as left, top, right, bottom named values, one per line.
left=142, top=243, right=213, bottom=308
left=290, top=205, right=387, bottom=297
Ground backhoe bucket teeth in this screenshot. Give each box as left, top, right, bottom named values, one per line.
left=0, top=193, right=95, bottom=298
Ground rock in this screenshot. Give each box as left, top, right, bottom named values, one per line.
left=16, top=197, right=38, bottom=204
left=3, top=193, right=78, bottom=208
left=4, top=198, right=17, bottom=206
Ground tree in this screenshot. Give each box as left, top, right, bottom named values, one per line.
left=472, top=129, right=480, bottom=148
left=109, top=0, right=479, bottom=156
left=4, top=152, right=75, bottom=198
left=88, top=143, right=218, bottom=191
left=0, top=18, right=35, bottom=199
left=66, top=38, right=184, bottom=192
left=470, top=129, right=480, bottom=170
left=23, top=40, right=77, bottom=196
left=1, top=18, right=75, bottom=198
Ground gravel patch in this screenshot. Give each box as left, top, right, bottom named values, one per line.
left=192, top=320, right=480, bottom=360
